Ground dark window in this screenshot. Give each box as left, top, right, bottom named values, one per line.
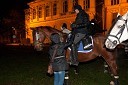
left=53, top=3, right=57, bottom=15
left=46, top=5, right=50, bottom=17
left=63, top=0, right=68, bottom=13
left=83, top=0, right=90, bottom=10
left=111, top=0, right=119, bottom=5
left=33, top=8, right=36, bottom=19
left=38, top=6, right=42, bottom=18
left=72, top=0, right=79, bottom=11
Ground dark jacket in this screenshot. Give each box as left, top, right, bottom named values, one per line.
left=49, top=33, right=69, bottom=72
left=71, top=10, right=90, bottom=34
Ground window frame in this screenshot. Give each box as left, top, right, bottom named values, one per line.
left=45, top=5, right=50, bottom=17
left=53, top=3, right=57, bottom=16
left=111, top=0, right=119, bottom=5
left=83, top=0, right=90, bottom=10
left=38, top=6, right=42, bottom=18
left=63, top=0, right=68, bottom=14
left=33, top=8, right=36, bottom=19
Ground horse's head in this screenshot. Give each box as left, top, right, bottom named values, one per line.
left=34, top=28, right=45, bottom=51
left=33, top=26, right=68, bottom=51
left=105, top=12, right=128, bottom=50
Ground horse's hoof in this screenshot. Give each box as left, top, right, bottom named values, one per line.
left=110, top=81, right=114, bottom=85
left=74, top=70, right=78, bottom=75
left=104, top=70, right=108, bottom=73
left=75, top=72, right=78, bottom=75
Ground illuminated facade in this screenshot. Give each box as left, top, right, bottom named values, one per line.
left=105, top=0, right=128, bottom=29
left=24, top=0, right=128, bottom=44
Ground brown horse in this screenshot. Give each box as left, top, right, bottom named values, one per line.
left=33, top=26, right=119, bottom=85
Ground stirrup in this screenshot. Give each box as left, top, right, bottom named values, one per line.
left=84, top=44, right=93, bottom=50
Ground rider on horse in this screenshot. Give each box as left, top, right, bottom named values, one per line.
left=63, top=4, right=93, bottom=66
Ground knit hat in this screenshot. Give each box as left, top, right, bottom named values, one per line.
left=74, top=5, right=82, bottom=11
left=50, top=33, right=60, bottom=44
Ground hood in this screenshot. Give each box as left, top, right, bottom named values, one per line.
left=74, top=4, right=82, bottom=11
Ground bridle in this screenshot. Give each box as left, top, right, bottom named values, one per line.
left=107, top=18, right=128, bottom=46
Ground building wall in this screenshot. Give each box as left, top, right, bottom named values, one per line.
left=24, top=0, right=128, bottom=44
left=105, top=0, right=128, bottom=34
left=25, top=0, right=96, bottom=43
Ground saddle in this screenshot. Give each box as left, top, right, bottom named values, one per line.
left=82, top=36, right=93, bottom=50
left=66, top=34, right=93, bottom=53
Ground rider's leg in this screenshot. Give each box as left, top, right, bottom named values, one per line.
left=70, top=33, right=85, bottom=66
left=70, top=43, right=79, bottom=66
left=73, top=33, right=85, bottom=44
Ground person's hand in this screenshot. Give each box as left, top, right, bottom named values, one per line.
left=61, top=27, right=63, bottom=30
left=70, top=23, right=76, bottom=28
left=70, top=21, right=72, bottom=24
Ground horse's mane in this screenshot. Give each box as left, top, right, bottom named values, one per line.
left=41, top=26, right=64, bottom=34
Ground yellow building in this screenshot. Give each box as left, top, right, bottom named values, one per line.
left=24, top=0, right=128, bottom=44
left=105, top=0, right=128, bottom=29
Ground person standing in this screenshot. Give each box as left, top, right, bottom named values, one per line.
left=48, top=33, right=69, bottom=85
left=66, top=4, right=92, bottom=66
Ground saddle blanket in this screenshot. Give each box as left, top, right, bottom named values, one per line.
left=78, top=41, right=93, bottom=53
left=68, top=40, right=93, bottom=53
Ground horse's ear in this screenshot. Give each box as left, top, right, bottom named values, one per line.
left=117, top=13, right=120, bottom=17
left=122, top=12, right=128, bottom=20
left=126, top=11, right=128, bottom=19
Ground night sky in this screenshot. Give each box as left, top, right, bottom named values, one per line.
left=0, top=0, right=33, bottom=31
left=0, top=0, right=33, bottom=15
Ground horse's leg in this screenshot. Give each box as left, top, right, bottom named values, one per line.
left=103, top=61, right=109, bottom=73
left=108, top=62, right=119, bottom=85
left=103, top=53, right=119, bottom=85
left=74, top=65, right=79, bottom=74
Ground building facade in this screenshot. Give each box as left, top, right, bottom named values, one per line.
left=24, top=0, right=128, bottom=44
left=105, top=0, right=128, bottom=29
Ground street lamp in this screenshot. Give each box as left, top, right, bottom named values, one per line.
left=12, top=27, right=16, bottom=43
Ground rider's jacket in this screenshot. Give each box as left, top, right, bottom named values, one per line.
left=70, top=10, right=90, bottom=34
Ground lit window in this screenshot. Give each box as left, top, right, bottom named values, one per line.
left=83, top=0, right=90, bottom=10
left=63, top=0, right=68, bottom=13
left=38, top=6, right=42, bottom=18
left=111, top=0, right=119, bottom=5
left=46, top=5, right=50, bottom=17
left=33, top=8, right=36, bottom=19
left=53, top=3, right=57, bottom=15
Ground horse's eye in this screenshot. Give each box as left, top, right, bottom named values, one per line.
left=117, top=25, right=123, bottom=28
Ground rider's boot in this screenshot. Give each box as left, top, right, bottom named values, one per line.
left=70, top=44, right=79, bottom=66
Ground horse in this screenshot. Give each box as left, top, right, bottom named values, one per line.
left=33, top=25, right=119, bottom=85
left=104, top=12, right=128, bottom=50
